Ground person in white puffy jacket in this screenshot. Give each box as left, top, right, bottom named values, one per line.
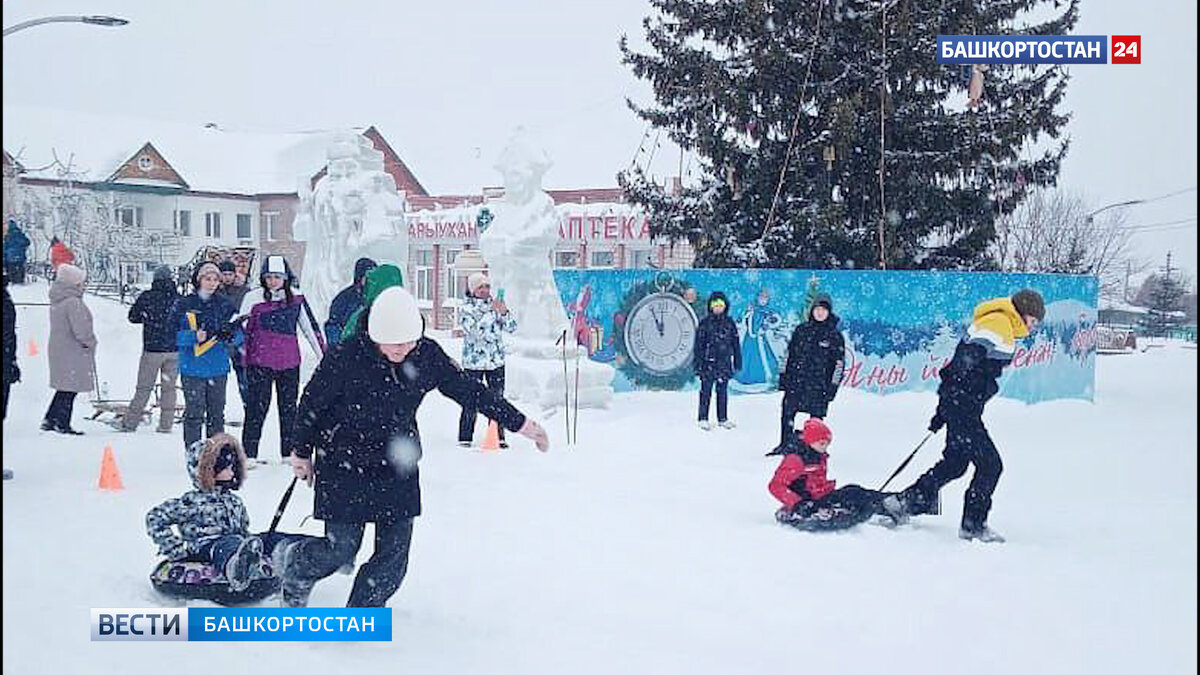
left=457, top=272, right=517, bottom=448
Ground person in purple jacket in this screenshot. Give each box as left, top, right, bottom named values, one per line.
left=238, top=255, right=325, bottom=463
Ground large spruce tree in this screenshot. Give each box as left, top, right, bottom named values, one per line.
left=619, top=0, right=1078, bottom=269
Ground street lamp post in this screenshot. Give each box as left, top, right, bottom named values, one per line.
left=1085, top=199, right=1146, bottom=223
left=3, top=15, right=129, bottom=38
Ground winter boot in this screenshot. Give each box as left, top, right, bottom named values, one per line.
left=39, top=419, right=56, bottom=432
left=718, top=420, right=736, bottom=429
left=224, top=536, right=265, bottom=592
left=697, top=420, right=713, bottom=431
left=273, top=540, right=315, bottom=608
left=55, top=424, right=84, bottom=436
left=879, top=495, right=910, bottom=526
left=959, top=524, right=1005, bottom=543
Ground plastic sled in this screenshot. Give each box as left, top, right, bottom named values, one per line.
left=149, top=558, right=279, bottom=606
left=777, top=504, right=876, bottom=532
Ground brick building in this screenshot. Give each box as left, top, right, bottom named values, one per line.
left=4, top=104, right=692, bottom=325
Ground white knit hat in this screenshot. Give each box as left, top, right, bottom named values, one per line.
left=467, top=272, right=490, bottom=294
left=368, top=286, right=423, bottom=344
left=56, top=264, right=86, bottom=287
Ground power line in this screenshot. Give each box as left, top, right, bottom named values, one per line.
left=1141, top=186, right=1197, bottom=204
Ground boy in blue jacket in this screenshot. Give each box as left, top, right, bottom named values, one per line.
left=176, top=261, right=242, bottom=451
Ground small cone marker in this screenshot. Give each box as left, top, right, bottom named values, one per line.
left=481, top=420, right=501, bottom=452
left=98, top=445, right=124, bottom=491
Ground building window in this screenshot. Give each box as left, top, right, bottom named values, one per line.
left=554, top=250, right=579, bottom=268
left=236, top=213, right=253, bottom=240
left=115, top=206, right=143, bottom=228
left=262, top=212, right=280, bottom=241
left=205, top=212, right=222, bottom=238
left=415, top=249, right=435, bottom=302
left=630, top=248, right=656, bottom=269
left=591, top=250, right=616, bottom=268
left=444, top=248, right=468, bottom=298
left=174, top=209, right=191, bottom=236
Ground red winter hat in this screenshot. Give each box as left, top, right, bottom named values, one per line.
left=802, top=418, right=832, bottom=447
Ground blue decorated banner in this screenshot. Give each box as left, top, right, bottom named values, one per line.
left=552, top=269, right=1098, bottom=403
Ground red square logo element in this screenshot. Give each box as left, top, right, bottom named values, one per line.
left=1111, top=35, right=1141, bottom=64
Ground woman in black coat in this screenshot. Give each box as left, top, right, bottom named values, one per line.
left=693, top=291, right=742, bottom=430
left=777, top=292, right=845, bottom=446
left=276, top=286, right=548, bottom=608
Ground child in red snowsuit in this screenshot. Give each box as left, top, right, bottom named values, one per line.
left=768, top=419, right=898, bottom=530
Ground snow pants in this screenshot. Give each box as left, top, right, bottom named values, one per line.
left=181, top=375, right=227, bottom=450
left=122, top=351, right=178, bottom=432
left=902, top=416, right=1003, bottom=530
left=780, top=391, right=826, bottom=444
left=285, top=518, right=415, bottom=608
left=698, top=377, right=729, bottom=422
left=202, top=531, right=317, bottom=572
left=43, top=390, right=78, bottom=429
left=242, top=366, right=299, bottom=459
left=458, top=366, right=506, bottom=443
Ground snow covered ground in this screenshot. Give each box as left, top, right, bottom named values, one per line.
left=3, top=281, right=1196, bottom=674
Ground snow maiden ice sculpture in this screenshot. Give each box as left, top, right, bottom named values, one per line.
left=478, top=128, right=614, bottom=410
left=293, top=132, right=409, bottom=318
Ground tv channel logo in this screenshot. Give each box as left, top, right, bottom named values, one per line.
left=91, top=608, right=188, bottom=642
left=938, top=35, right=1108, bottom=64
left=91, top=608, right=391, bottom=642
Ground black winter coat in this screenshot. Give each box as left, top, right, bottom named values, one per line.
left=693, top=292, right=742, bottom=380
left=294, top=333, right=527, bottom=522
left=3, top=281, right=18, bottom=385
left=129, top=278, right=180, bottom=353
left=779, top=312, right=845, bottom=417
left=934, top=341, right=1005, bottom=424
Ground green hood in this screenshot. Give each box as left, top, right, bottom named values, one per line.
left=341, top=264, right=404, bottom=341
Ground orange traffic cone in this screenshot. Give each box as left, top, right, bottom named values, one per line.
left=480, top=420, right=501, bottom=452
left=27, top=338, right=38, bottom=357
left=98, top=445, right=124, bottom=491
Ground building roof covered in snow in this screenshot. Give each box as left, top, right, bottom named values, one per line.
left=2, top=103, right=427, bottom=197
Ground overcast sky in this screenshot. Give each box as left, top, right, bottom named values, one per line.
left=4, top=0, right=1196, bottom=277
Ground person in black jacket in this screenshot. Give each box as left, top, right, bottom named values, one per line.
left=115, top=266, right=181, bottom=432
left=274, top=286, right=549, bottom=608
left=216, top=259, right=251, bottom=408
left=693, top=291, right=742, bottom=430
left=324, top=257, right=376, bottom=347
left=3, top=272, right=18, bottom=479
left=776, top=292, right=845, bottom=447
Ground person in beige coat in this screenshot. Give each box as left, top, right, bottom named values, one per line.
left=41, top=264, right=96, bottom=435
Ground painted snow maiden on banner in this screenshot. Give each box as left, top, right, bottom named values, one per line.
left=554, top=269, right=1097, bottom=403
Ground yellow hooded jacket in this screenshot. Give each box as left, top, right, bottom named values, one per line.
left=964, top=297, right=1030, bottom=362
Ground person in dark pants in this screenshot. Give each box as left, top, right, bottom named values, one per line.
left=238, top=255, right=325, bottom=463
left=883, top=289, right=1045, bottom=543
left=777, top=292, right=845, bottom=447
left=41, top=264, right=96, bottom=435
left=324, top=257, right=377, bottom=347
left=216, top=259, right=251, bottom=407
left=3, top=272, right=18, bottom=478
left=115, top=265, right=180, bottom=433
left=175, top=261, right=241, bottom=451
left=275, top=286, right=550, bottom=608
left=693, top=291, right=741, bottom=430
left=3, top=220, right=30, bottom=284
left=456, top=272, right=516, bottom=447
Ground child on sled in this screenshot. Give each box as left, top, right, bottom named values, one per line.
left=145, top=433, right=313, bottom=592
left=768, top=418, right=901, bottom=531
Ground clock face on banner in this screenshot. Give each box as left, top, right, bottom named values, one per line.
left=624, top=291, right=699, bottom=375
